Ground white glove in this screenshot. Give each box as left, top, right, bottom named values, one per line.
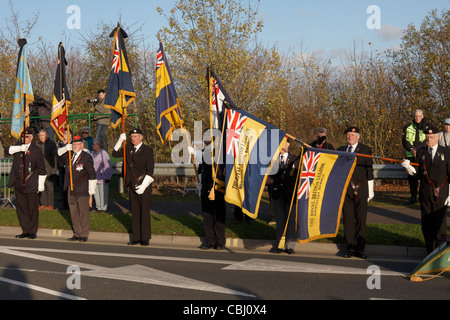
left=38, top=175, right=46, bottom=192
left=88, top=179, right=97, bottom=196
left=135, top=175, right=154, bottom=194
left=57, top=144, right=72, bottom=156
left=9, top=145, right=28, bottom=155
left=368, top=180, right=374, bottom=202
left=114, top=133, right=127, bottom=151
left=401, top=159, right=416, bottom=175
left=444, top=185, right=450, bottom=207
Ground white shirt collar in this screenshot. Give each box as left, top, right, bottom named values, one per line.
left=133, top=142, right=143, bottom=151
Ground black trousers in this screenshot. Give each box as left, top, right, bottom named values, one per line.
left=15, top=189, right=39, bottom=235
left=421, top=207, right=448, bottom=254
left=129, top=187, right=152, bottom=242
left=201, top=191, right=226, bottom=246
left=271, top=194, right=296, bottom=250
left=342, top=195, right=368, bottom=252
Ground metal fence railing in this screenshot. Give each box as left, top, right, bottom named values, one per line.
left=0, top=158, right=15, bottom=208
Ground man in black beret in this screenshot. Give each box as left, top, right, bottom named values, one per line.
left=338, top=126, right=374, bottom=259
left=402, top=125, right=450, bottom=254
left=6, top=127, right=47, bottom=239
left=113, top=129, right=154, bottom=246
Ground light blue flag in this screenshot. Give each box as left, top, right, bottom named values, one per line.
left=11, top=39, right=34, bottom=140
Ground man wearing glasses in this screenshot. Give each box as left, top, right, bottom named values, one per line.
left=6, top=127, right=46, bottom=239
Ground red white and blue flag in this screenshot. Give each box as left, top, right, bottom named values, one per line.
left=226, top=109, right=247, bottom=158
left=297, top=151, right=321, bottom=199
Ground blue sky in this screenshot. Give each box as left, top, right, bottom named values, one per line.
left=0, top=0, right=448, bottom=60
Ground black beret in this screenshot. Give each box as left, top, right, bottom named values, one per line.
left=129, top=128, right=143, bottom=135
left=425, top=125, right=439, bottom=134
left=22, top=127, right=34, bottom=135
left=344, top=126, right=360, bottom=134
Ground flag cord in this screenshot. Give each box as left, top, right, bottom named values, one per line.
left=278, top=146, right=305, bottom=250
left=405, top=266, right=450, bottom=282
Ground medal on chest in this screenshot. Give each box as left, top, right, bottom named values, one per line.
left=76, top=163, right=84, bottom=172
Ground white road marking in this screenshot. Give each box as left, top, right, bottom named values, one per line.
left=223, top=258, right=406, bottom=276
left=83, top=264, right=255, bottom=298
left=0, top=247, right=254, bottom=298
left=0, top=276, right=86, bottom=300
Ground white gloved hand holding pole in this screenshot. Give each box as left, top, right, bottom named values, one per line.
left=401, top=159, right=416, bottom=175
left=114, top=133, right=127, bottom=151
left=57, top=144, right=72, bottom=156
left=9, top=145, right=28, bottom=155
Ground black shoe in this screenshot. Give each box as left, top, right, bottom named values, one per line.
left=127, top=241, right=140, bottom=245
left=28, top=233, right=37, bottom=239
left=286, top=249, right=295, bottom=255
left=355, top=250, right=367, bottom=259
left=79, top=237, right=88, bottom=242
left=215, top=244, right=225, bottom=250
left=15, top=233, right=29, bottom=239
left=67, top=236, right=79, bottom=241
left=200, top=243, right=215, bottom=250
left=408, top=197, right=417, bottom=204
left=141, top=240, right=149, bottom=246
left=342, top=250, right=354, bottom=258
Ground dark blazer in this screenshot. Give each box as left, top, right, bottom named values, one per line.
left=60, top=151, right=96, bottom=196
left=7, top=142, right=46, bottom=193
left=309, top=140, right=335, bottom=150
left=337, top=143, right=374, bottom=199
left=415, top=145, right=450, bottom=213
left=112, top=143, right=154, bottom=189
left=267, top=153, right=300, bottom=203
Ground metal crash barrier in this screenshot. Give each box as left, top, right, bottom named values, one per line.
left=0, top=162, right=409, bottom=205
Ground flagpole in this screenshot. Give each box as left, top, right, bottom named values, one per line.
left=59, top=43, right=74, bottom=194
left=278, top=146, right=305, bottom=250
left=285, top=133, right=419, bottom=167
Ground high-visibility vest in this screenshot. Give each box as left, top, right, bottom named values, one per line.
left=405, top=122, right=426, bottom=157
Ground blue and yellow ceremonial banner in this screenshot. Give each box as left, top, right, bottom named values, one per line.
left=51, top=42, right=70, bottom=141
left=296, top=148, right=357, bottom=243
left=155, top=41, right=183, bottom=144
left=11, top=39, right=34, bottom=140
left=105, top=26, right=135, bottom=128
left=224, top=108, right=287, bottom=219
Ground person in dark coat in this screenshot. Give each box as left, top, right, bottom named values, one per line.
left=58, top=135, right=97, bottom=242
left=402, top=125, right=450, bottom=254
left=337, top=126, right=374, bottom=259
left=309, top=127, right=335, bottom=150
left=198, top=131, right=227, bottom=250
left=6, top=127, right=46, bottom=239
left=267, top=139, right=300, bottom=254
left=112, top=129, right=154, bottom=246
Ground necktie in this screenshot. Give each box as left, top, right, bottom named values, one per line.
left=280, top=154, right=285, bottom=169
left=347, top=145, right=353, bottom=153
left=429, top=147, right=434, bottom=161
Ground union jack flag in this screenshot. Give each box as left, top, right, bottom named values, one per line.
left=298, top=151, right=321, bottom=199
left=111, top=32, right=120, bottom=74
left=156, top=49, right=164, bottom=69
left=226, top=109, right=247, bottom=157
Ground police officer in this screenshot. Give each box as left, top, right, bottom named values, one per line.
left=338, top=126, right=374, bottom=259
left=113, top=129, right=154, bottom=246
left=402, top=125, right=450, bottom=254
left=7, top=127, right=46, bottom=239
left=402, top=109, right=427, bottom=203
left=58, top=135, right=97, bottom=242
